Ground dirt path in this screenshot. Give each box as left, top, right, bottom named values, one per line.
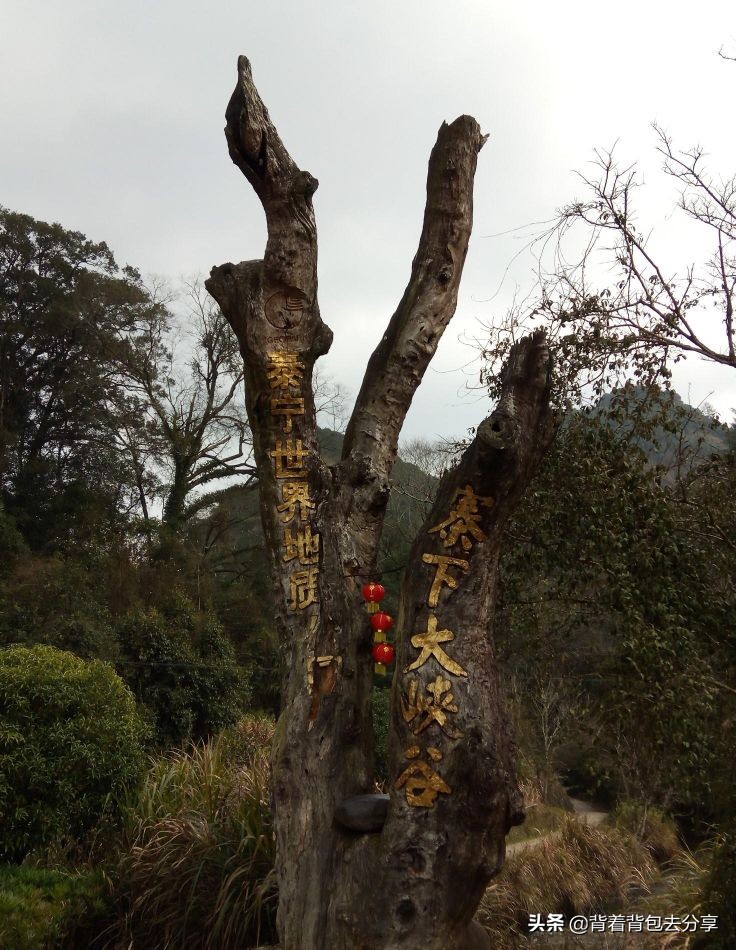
left=569, top=797, right=608, bottom=827
left=506, top=797, right=608, bottom=858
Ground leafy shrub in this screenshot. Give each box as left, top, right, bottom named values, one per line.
left=116, top=602, right=245, bottom=747
left=107, top=734, right=277, bottom=948
left=0, top=555, right=117, bottom=661
left=0, top=508, right=28, bottom=574
left=237, top=627, right=281, bottom=716
left=0, top=865, right=112, bottom=950
left=0, top=645, right=147, bottom=861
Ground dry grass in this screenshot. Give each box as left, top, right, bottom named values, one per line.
left=541, top=832, right=732, bottom=949
left=518, top=776, right=544, bottom=810
left=506, top=804, right=569, bottom=845
left=632, top=846, right=713, bottom=948
left=478, top=817, right=658, bottom=948
left=104, top=721, right=277, bottom=949
left=220, top=713, right=276, bottom=767
left=609, top=801, right=681, bottom=864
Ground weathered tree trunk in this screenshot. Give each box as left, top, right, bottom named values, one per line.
left=207, top=56, right=554, bottom=950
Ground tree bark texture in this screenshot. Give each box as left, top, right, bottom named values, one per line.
left=207, top=56, right=554, bottom=950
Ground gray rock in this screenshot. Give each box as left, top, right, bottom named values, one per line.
left=335, top=793, right=390, bottom=833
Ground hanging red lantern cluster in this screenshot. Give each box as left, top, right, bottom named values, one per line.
left=362, top=581, right=394, bottom=675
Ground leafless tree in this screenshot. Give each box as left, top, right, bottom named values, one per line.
left=113, top=278, right=257, bottom=533
left=313, top=365, right=350, bottom=432
left=482, top=60, right=736, bottom=410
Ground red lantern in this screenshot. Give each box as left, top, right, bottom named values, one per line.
left=371, top=642, right=395, bottom=665
left=362, top=582, right=385, bottom=614
left=370, top=611, right=393, bottom=633
left=362, top=582, right=385, bottom=602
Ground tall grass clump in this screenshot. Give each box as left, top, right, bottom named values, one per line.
left=219, top=712, right=275, bottom=767
left=634, top=846, right=710, bottom=939
left=635, top=830, right=736, bottom=948
left=610, top=799, right=681, bottom=863
left=477, top=817, right=657, bottom=947
left=108, top=719, right=277, bottom=949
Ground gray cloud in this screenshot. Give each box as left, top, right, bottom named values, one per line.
left=3, top=0, right=734, bottom=435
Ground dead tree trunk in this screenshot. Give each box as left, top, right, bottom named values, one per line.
left=207, top=56, right=554, bottom=950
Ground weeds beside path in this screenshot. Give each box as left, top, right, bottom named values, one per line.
left=506, top=798, right=609, bottom=858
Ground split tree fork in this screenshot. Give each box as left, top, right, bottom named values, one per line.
left=207, top=56, right=554, bottom=950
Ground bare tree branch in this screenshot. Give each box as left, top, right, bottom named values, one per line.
left=340, top=117, right=487, bottom=529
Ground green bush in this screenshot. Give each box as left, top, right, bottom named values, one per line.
left=0, top=645, right=147, bottom=861
left=116, top=602, right=246, bottom=748
left=0, top=555, right=117, bottom=661
left=0, top=508, right=28, bottom=575
left=107, top=733, right=277, bottom=948
left=0, top=865, right=112, bottom=950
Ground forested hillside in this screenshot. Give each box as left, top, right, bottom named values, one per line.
left=1, top=205, right=734, bottom=946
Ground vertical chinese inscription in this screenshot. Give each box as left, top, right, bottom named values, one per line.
left=266, top=351, right=320, bottom=612
left=395, top=483, right=492, bottom=807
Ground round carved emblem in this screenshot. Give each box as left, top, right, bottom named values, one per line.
left=264, top=288, right=306, bottom=330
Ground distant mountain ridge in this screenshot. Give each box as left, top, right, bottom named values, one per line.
left=590, top=386, right=732, bottom=469
left=199, top=390, right=731, bottom=592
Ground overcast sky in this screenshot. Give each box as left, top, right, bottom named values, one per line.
left=3, top=0, right=735, bottom=439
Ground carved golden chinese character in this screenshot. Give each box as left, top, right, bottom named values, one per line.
left=270, top=396, right=305, bottom=433
left=288, top=568, right=319, bottom=610
left=282, top=525, right=320, bottom=565
left=395, top=747, right=452, bottom=807
left=404, top=614, right=468, bottom=677
left=266, top=351, right=304, bottom=391
left=271, top=439, right=308, bottom=478
left=277, top=481, right=315, bottom=523
left=429, top=484, right=494, bottom=552
left=422, top=553, right=470, bottom=606
left=401, top=675, right=463, bottom=738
